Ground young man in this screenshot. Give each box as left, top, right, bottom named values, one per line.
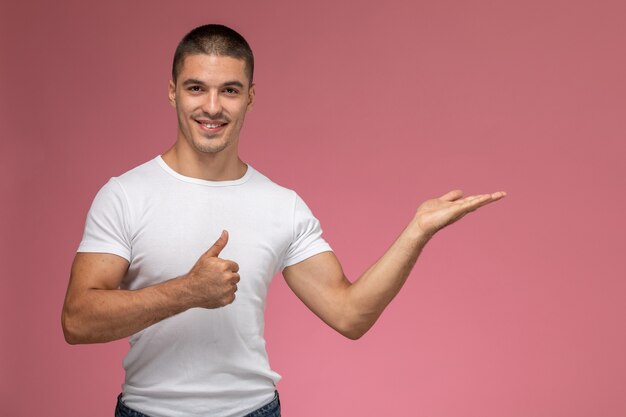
left=62, top=24, right=506, bottom=417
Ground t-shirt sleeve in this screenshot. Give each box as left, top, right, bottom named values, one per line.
left=281, top=193, right=332, bottom=270
left=77, top=178, right=132, bottom=262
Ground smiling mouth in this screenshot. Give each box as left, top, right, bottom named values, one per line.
left=200, top=122, right=226, bottom=128
left=195, top=119, right=228, bottom=132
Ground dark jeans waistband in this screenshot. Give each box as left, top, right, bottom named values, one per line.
left=115, top=391, right=280, bottom=417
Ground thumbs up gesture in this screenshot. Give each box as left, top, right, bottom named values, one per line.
left=182, top=230, right=240, bottom=309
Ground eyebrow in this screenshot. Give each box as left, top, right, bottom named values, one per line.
left=182, top=79, right=245, bottom=88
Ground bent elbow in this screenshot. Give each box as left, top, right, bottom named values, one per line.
left=61, top=314, right=78, bottom=344
left=341, top=328, right=366, bottom=340
left=61, top=307, right=87, bottom=345
left=63, top=331, right=81, bottom=345
left=334, top=307, right=380, bottom=340
left=336, top=319, right=370, bottom=340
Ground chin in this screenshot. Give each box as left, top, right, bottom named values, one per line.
left=194, top=141, right=229, bottom=154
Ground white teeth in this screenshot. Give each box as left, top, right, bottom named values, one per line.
left=202, top=123, right=223, bottom=128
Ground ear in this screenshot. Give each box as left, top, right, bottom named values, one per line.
left=168, top=80, right=176, bottom=108
left=246, top=83, right=255, bottom=112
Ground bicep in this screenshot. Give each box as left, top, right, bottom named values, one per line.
left=65, top=253, right=129, bottom=299
left=62, top=253, right=130, bottom=343
left=282, top=251, right=351, bottom=325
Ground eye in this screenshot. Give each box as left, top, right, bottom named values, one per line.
left=224, top=87, right=239, bottom=95
left=188, top=85, right=203, bottom=93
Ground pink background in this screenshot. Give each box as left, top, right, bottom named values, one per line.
left=2, top=0, right=625, bottom=415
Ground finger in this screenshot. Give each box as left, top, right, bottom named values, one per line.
left=491, top=191, right=507, bottom=200
left=462, top=193, right=492, bottom=206
left=473, top=191, right=507, bottom=204
left=439, top=189, right=464, bottom=202
left=459, top=192, right=505, bottom=211
left=205, top=230, right=229, bottom=258
left=223, top=293, right=236, bottom=305
left=225, top=260, right=239, bottom=273
left=231, top=272, right=240, bottom=285
left=473, top=191, right=507, bottom=209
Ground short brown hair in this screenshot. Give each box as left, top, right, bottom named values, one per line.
left=172, top=24, right=254, bottom=84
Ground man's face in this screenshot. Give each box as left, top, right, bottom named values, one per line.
left=168, top=54, right=255, bottom=155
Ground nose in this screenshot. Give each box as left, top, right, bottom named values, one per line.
left=201, top=90, right=223, bottom=117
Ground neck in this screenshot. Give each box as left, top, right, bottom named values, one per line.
left=161, top=143, right=247, bottom=182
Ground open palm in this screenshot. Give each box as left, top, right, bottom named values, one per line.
left=415, top=189, right=507, bottom=237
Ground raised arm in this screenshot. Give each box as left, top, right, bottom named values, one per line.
left=282, top=190, right=506, bottom=340
left=62, top=230, right=240, bottom=344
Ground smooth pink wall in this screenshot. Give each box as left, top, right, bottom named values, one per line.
left=2, top=0, right=625, bottom=416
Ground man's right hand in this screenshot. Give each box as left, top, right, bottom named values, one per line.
left=62, top=230, right=241, bottom=344
left=182, top=230, right=240, bottom=309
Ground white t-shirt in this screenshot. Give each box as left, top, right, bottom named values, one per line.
left=78, top=156, right=332, bottom=417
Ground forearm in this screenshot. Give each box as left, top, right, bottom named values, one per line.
left=62, top=276, right=192, bottom=344
left=286, top=190, right=505, bottom=340
left=343, top=217, right=430, bottom=338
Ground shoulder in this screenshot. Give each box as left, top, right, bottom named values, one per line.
left=247, top=165, right=299, bottom=202
left=247, top=166, right=324, bottom=228
left=90, top=156, right=166, bottom=202
left=112, top=156, right=163, bottom=187
left=86, top=157, right=163, bottom=212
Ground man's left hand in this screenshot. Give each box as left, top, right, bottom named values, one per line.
left=413, top=190, right=507, bottom=238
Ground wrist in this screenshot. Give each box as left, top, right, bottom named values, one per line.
left=406, top=216, right=434, bottom=245
left=161, top=274, right=195, bottom=311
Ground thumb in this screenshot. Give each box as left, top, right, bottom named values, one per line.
left=205, top=230, right=229, bottom=258
left=439, top=189, right=464, bottom=202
